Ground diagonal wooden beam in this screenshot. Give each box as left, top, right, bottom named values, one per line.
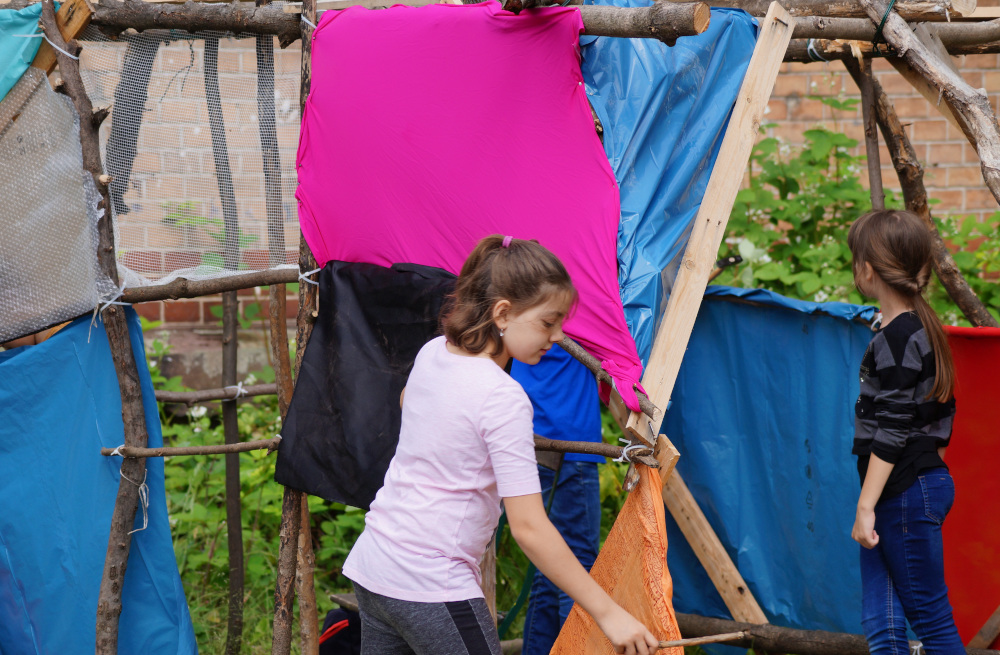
left=613, top=2, right=793, bottom=626
left=968, top=602, right=1000, bottom=649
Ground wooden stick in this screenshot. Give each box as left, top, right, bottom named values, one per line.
left=36, top=3, right=152, bottom=651
left=843, top=53, right=999, bottom=327
left=272, top=0, right=318, bottom=650
left=296, top=496, right=320, bottom=655
left=121, top=268, right=298, bottom=303
left=679, top=0, right=976, bottom=20
left=969, top=602, right=1000, bottom=649
left=858, top=57, right=885, bottom=211
left=663, top=471, right=768, bottom=623
left=533, top=436, right=659, bottom=467
left=674, top=612, right=1000, bottom=655
left=658, top=630, right=748, bottom=649
left=785, top=37, right=1000, bottom=62
left=88, top=0, right=709, bottom=45
left=559, top=337, right=658, bottom=421
left=101, top=439, right=280, bottom=457
left=857, top=0, right=1000, bottom=208
left=155, top=384, right=278, bottom=404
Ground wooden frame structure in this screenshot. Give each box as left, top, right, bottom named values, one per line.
left=9, top=0, right=1000, bottom=651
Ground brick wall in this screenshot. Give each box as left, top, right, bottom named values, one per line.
left=81, top=31, right=998, bottom=329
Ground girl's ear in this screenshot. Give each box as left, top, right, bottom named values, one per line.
left=492, top=299, right=512, bottom=330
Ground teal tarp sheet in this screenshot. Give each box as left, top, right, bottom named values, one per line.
left=581, top=4, right=758, bottom=364
left=0, top=309, right=197, bottom=654
left=665, top=287, right=877, bottom=646
left=0, top=4, right=44, bottom=102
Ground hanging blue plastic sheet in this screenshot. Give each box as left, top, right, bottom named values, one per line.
left=0, top=309, right=197, bottom=654
left=663, top=287, right=877, bottom=645
left=581, top=3, right=758, bottom=364
left=0, top=4, right=45, bottom=102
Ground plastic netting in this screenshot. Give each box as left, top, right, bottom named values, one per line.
left=77, top=26, right=302, bottom=287
left=0, top=67, right=107, bottom=343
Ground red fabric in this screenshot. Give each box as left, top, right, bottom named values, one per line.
left=319, top=619, right=350, bottom=644
left=295, top=1, right=645, bottom=409
left=942, top=326, right=1000, bottom=648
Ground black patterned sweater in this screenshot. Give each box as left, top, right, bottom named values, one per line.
left=853, top=311, right=956, bottom=501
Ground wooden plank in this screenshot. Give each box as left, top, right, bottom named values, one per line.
left=625, top=1, right=794, bottom=447
left=30, top=0, right=94, bottom=75
left=968, top=602, right=1000, bottom=649
left=888, top=23, right=964, bottom=134
left=480, top=538, right=497, bottom=624
left=618, top=1, right=792, bottom=626
left=663, top=470, right=768, bottom=624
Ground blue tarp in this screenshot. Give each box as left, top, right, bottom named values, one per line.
left=0, top=309, right=197, bottom=654
left=0, top=4, right=45, bottom=102
left=664, top=286, right=877, bottom=645
left=581, top=4, right=758, bottom=364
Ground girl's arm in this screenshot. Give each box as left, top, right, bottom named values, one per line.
left=853, top=454, right=893, bottom=549
left=504, top=493, right=659, bottom=655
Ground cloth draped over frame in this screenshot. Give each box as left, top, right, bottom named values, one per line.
left=295, top=0, right=644, bottom=411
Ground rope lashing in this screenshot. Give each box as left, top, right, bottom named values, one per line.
left=88, top=284, right=130, bottom=342
left=806, top=39, right=829, bottom=62
left=871, top=0, right=898, bottom=56
left=225, top=381, right=248, bottom=398
left=298, top=267, right=321, bottom=286
left=120, top=468, right=150, bottom=535
left=613, top=438, right=652, bottom=464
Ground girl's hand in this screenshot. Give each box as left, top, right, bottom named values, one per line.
left=853, top=506, right=879, bottom=549
left=593, top=603, right=660, bottom=655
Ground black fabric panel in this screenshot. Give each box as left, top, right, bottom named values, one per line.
left=275, top=260, right=456, bottom=509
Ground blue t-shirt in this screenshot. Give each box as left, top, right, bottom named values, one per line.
left=510, top=344, right=603, bottom=463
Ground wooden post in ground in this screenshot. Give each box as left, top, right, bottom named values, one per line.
left=272, top=0, right=319, bottom=651
left=618, top=1, right=793, bottom=624
left=35, top=2, right=150, bottom=652
left=842, top=57, right=1000, bottom=328
left=857, top=57, right=885, bottom=211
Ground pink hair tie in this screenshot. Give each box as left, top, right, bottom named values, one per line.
left=502, top=235, right=513, bottom=248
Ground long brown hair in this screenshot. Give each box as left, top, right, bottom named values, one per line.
left=442, top=235, right=576, bottom=356
left=848, top=210, right=954, bottom=402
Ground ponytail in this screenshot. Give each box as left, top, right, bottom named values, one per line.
left=848, top=210, right=955, bottom=402
left=913, top=293, right=955, bottom=402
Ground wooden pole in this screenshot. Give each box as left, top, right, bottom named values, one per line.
left=855, top=0, right=1000, bottom=208
left=658, top=630, right=748, bottom=649
left=619, top=1, right=793, bottom=624
left=155, top=384, right=279, bottom=404
left=272, top=0, right=317, bottom=650
left=35, top=3, right=152, bottom=652
left=121, top=268, right=299, bottom=303
left=785, top=37, right=1000, bottom=62
left=676, top=0, right=977, bottom=20
left=87, top=0, right=710, bottom=45
left=204, top=34, right=246, bottom=655
left=969, top=603, right=1000, bottom=649
left=674, top=612, right=1000, bottom=655
left=857, top=57, right=885, bottom=211
left=842, top=57, right=999, bottom=327
left=101, top=439, right=281, bottom=457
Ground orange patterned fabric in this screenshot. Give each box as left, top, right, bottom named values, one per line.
left=551, top=465, right=682, bottom=655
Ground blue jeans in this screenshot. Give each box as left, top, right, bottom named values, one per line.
left=521, top=462, right=600, bottom=655
left=860, top=468, right=964, bottom=655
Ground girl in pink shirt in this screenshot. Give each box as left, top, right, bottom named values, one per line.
left=343, top=235, right=658, bottom=655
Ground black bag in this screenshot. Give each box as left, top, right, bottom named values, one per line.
left=319, top=608, right=362, bottom=655
left=275, top=260, right=456, bottom=509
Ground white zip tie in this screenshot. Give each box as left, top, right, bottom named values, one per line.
left=120, top=468, right=149, bottom=535
left=298, top=267, right=321, bottom=286
left=109, top=445, right=125, bottom=457
left=806, top=39, right=828, bottom=63
left=301, top=15, right=317, bottom=29
left=225, top=381, right=248, bottom=398
left=88, top=284, right=129, bottom=342
left=14, top=31, right=79, bottom=60
left=911, top=641, right=924, bottom=655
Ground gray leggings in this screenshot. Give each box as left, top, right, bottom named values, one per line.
left=354, top=583, right=502, bottom=655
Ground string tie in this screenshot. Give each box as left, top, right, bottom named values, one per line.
left=14, top=31, right=79, bottom=60
left=301, top=15, right=317, bottom=30
left=225, top=381, right=247, bottom=398
left=109, top=445, right=125, bottom=457
left=88, top=284, right=130, bottom=341
left=120, top=468, right=149, bottom=535
left=298, top=267, right=321, bottom=286
left=806, top=39, right=829, bottom=62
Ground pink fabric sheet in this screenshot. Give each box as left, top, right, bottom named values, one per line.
left=296, top=0, right=644, bottom=409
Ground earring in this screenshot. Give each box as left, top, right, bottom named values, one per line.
left=499, top=329, right=505, bottom=337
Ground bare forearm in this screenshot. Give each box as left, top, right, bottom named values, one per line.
left=859, top=454, right=894, bottom=510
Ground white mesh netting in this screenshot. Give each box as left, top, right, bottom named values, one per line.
left=0, top=67, right=107, bottom=343
left=77, top=27, right=302, bottom=287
